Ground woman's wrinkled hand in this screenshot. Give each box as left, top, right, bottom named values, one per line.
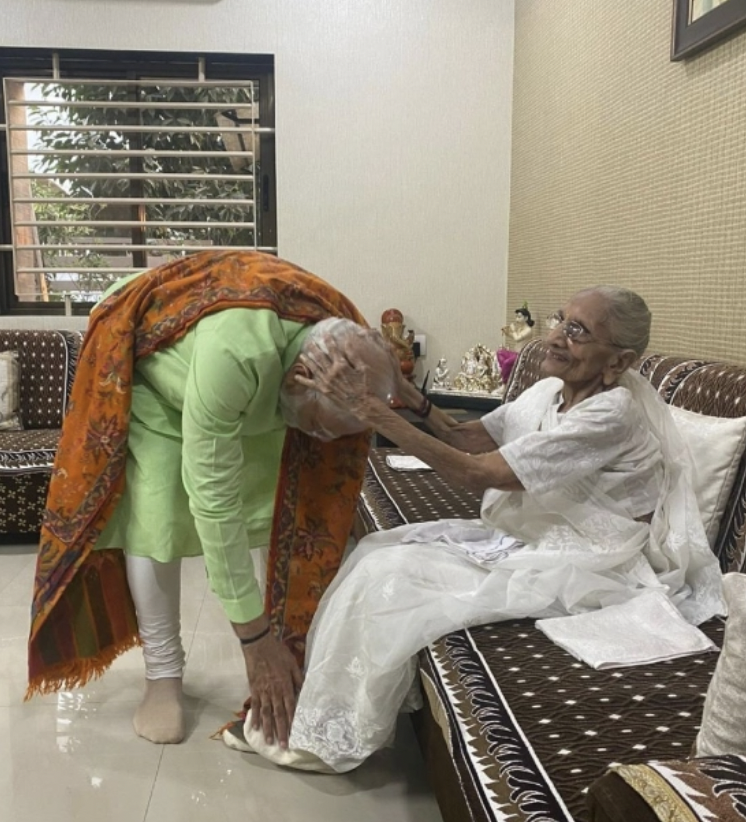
left=242, top=634, right=304, bottom=748
left=296, top=338, right=375, bottom=420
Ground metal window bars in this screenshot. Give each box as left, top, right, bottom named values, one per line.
left=4, top=76, right=276, bottom=302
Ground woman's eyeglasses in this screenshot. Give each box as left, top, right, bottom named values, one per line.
left=546, top=312, right=617, bottom=347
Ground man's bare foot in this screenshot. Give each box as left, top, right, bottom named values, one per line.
left=133, top=677, right=184, bottom=744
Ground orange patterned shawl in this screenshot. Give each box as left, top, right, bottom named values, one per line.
left=27, top=250, right=371, bottom=697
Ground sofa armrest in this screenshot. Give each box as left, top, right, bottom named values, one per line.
left=586, top=772, right=661, bottom=822
left=587, top=755, right=746, bottom=822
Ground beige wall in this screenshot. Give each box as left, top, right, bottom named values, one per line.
left=1, top=0, right=515, bottom=377
left=508, top=0, right=746, bottom=362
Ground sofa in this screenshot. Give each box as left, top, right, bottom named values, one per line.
left=355, top=338, right=746, bottom=822
left=0, top=330, right=84, bottom=538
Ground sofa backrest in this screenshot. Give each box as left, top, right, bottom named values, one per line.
left=503, top=338, right=746, bottom=574
left=503, top=339, right=549, bottom=403
left=0, top=330, right=84, bottom=429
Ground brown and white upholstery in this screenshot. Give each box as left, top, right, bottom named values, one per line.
left=0, top=330, right=84, bottom=536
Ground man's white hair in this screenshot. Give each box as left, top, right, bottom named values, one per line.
left=280, top=318, right=397, bottom=435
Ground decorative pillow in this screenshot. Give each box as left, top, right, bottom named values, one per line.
left=694, top=572, right=746, bottom=756
left=668, top=405, right=746, bottom=547
left=0, top=350, right=22, bottom=431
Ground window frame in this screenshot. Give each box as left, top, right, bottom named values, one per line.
left=0, top=47, right=276, bottom=316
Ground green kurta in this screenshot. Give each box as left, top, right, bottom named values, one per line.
left=96, top=302, right=311, bottom=624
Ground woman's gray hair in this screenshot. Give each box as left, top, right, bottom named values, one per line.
left=577, top=285, right=652, bottom=356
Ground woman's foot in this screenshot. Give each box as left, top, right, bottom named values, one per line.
left=133, top=677, right=184, bottom=744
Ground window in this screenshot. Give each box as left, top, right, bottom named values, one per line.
left=0, top=48, right=276, bottom=314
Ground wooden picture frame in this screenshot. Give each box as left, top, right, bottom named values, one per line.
left=672, top=0, right=746, bottom=60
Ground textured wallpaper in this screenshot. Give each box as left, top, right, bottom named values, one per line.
left=508, top=0, right=746, bottom=363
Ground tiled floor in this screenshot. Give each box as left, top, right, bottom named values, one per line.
left=0, top=545, right=443, bottom=822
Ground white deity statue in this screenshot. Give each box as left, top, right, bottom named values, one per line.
left=501, top=305, right=536, bottom=352
left=433, top=358, right=450, bottom=389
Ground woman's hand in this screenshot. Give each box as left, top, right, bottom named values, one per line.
left=297, top=338, right=381, bottom=422
left=241, top=633, right=304, bottom=748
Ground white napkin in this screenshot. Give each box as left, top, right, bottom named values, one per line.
left=536, top=590, right=718, bottom=669
left=385, top=455, right=433, bottom=471
left=443, top=533, right=525, bottom=567
left=400, top=520, right=525, bottom=567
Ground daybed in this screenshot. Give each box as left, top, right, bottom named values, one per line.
left=355, top=338, right=746, bottom=822
left=0, top=329, right=83, bottom=537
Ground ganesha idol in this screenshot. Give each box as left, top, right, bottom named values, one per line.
left=380, top=308, right=416, bottom=382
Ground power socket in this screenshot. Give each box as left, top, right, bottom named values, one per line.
left=413, top=334, right=427, bottom=357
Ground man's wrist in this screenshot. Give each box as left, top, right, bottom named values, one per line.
left=232, top=614, right=269, bottom=643
left=238, top=625, right=271, bottom=646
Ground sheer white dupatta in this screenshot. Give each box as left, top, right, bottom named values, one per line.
left=621, top=370, right=725, bottom=624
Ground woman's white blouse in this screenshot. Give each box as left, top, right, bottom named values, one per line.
left=480, top=377, right=663, bottom=519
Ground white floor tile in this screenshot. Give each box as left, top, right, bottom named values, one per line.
left=0, top=702, right=161, bottom=822
left=147, top=714, right=438, bottom=822
left=0, top=545, right=35, bottom=598
left=0, top=547, right=443, bottom=822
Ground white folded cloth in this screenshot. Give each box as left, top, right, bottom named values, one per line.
left=385, top=455, right=433, bottom=471
left=435, top=532, right=525, bottom=567
left=536, top=590, right=718, bottom=669
left=399, top=519, right=525, bottom=567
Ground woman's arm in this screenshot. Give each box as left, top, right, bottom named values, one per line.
left=394, top=376, right=500, bottom=454
left=297, top=341, right=523, bottom=496
left=353, top=394, right=522, bottom=495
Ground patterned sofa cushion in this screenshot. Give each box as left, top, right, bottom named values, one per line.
left=0, top=350, right=21, bottom=431
left=0, top=330, right=83, bottom=430
left=0, top=330, right=84, bottom=533
left=0, top=429, right=59, bottom=473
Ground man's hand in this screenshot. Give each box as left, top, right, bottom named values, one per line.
left=241, top=633, right=304, bottom=748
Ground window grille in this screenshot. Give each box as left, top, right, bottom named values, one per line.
left=2, top=55, right=276, bottom=305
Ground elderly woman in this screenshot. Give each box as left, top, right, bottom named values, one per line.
left=226, top=285, right=723, bottom=772
left=26, top=250, right=396, bottom=749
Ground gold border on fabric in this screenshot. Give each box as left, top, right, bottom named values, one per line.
left=612, top=764, right=700, bottom=822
